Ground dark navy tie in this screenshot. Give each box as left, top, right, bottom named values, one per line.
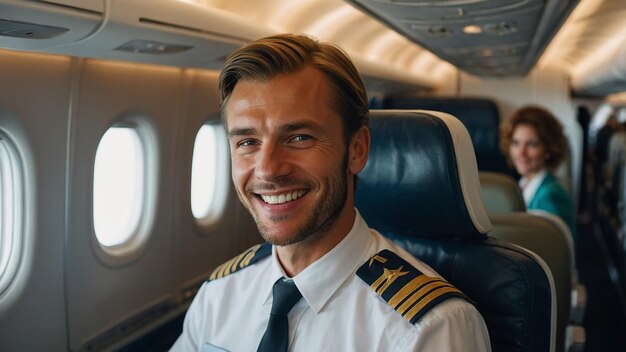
left=257, top=278, right=303, bottom=352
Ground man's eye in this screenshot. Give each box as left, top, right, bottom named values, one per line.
left=237, top=139, right=257, bottom=147
left=290, top=135, right=311, bottom=143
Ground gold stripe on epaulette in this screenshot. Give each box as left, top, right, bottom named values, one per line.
left=209, top=263, right=224, bottom=281
left=241, top=247, right=258, bottom=267
left=397, top=279, right=453, bottom=315
left=404, top=286, right=463, bottom=322
left=389, top=275, right=438, bottom=308
left=216, top=260, right=228, bottom=279
left=229, top=250, right=249, bottom=274
left=217, top=258, right=234, bottom=278
left=209, top=244, right=262, bottom=281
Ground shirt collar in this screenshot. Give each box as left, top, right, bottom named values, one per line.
left=261, top=209, right=372, bottom=314
left=520, top=169, right=547, bottom=205
left=260, top=247, right=291, bottom=307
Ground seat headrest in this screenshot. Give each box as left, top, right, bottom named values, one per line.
left=356, top=110, right=492, bottom=239
left=479, top=171, right=526, bottom=213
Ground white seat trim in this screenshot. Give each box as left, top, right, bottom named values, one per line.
left=421, top=110, right=493, bottom=234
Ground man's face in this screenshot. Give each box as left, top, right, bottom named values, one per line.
left=225, top=66, right=363, bottom=246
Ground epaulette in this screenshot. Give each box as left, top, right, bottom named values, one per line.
left=357, top=249, right=471, bottom=324
left=207, top=243, right=272, bottom=282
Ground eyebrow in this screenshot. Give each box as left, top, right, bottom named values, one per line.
left=282, top=121, right=324, bottom=133
left=227, top=120, right=325, bottom=138
left=228, top=127, right=256, bottom=138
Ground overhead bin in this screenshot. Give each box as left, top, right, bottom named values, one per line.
left=0, top=0, right=271, bottom=69
left=0, top=0, right=103, bottom=49
left=0, top=0, right=433, bottom=90
left=344, top=0, right=579, bottom=77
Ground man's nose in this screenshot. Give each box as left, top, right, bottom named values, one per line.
left=255, top=143, right=292, bottom=181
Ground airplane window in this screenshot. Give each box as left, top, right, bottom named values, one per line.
left=93, top=126, right=145, bottom=247
left=0, top=133, right=23, bottom=295
left=191, top=122, right=229, bottom=228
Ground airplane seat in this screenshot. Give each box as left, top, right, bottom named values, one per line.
left=479, top=171, right=587, bottom=351
left=356, top=110, right=556, bottom=352
left=490, top=211, right=586, bottom=352
left=603, top=132, right=626, bottom=263
left=479, top=171, right=526, bottom=214
left=379, top=97, right=513, bottom=176
left=606, top=132, right=626, bottom=223
left=611, top=134, right=626, bottom=227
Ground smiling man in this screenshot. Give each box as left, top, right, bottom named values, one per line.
left=171, top=34, right=491, bottom=352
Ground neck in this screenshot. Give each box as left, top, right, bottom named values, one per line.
left=521, top=169, right=546, bottom=189
left=276, top=206, right=356, bottom=277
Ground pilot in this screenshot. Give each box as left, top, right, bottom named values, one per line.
left=500, top=105, right=577, bottom=242
left=171, top=33, right=491, bottom=352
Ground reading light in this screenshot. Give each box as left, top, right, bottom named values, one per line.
left=463, top=25, right=482, bottom=34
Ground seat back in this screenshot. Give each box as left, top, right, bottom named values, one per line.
left=380, top=97, right=512, bottom=175
left=356, top=110, right=555, bottom=352
left=479, top=171, right=526, bottom=214
left=489, top=212, right=572, bottom=352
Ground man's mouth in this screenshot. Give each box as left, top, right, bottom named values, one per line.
left=259, top=190, right=307, bottom=205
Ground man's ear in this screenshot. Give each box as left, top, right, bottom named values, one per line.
left=348, top=125, right=370, bottom=174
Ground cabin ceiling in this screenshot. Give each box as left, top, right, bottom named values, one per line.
left=203, top=0, right=626, bottom=96
left=0, top=0, right=626, bottom=97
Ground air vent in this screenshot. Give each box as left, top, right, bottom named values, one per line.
left=410, top=24, right=454, bottom=38
left=0, top=18, right=68, bottom=39
left=484, top=21, right=518, bottom=36
left=115, top=40, right=193, bottom=55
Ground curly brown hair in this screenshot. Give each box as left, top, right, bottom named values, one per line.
left=500, top=106, right=568, bottom=170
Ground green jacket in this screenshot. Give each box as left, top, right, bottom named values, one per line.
left=528, top=172, right=577, bottom=243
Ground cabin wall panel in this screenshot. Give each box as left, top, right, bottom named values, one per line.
left=0, top=50, right=71, bottom=351
left=173, top=69, right=259, bottom=291
left=65, top=60, right=183, bottom=350
left=0, top=49, right=262, bottom=350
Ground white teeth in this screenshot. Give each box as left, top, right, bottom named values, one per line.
left=261, top=190, right=305, bottom=204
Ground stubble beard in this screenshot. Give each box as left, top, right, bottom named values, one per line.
left=239, top=154, right=349, bottom=247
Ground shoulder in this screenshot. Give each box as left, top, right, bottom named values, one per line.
left=356, top=248, right=473, bottom=325
left=536, top=174, right=572, bottom=204
left=539, top=173, right=564, bottom=191
left=207, top=243, right=272, bottom=282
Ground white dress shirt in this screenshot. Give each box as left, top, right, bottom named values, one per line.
left=520, top=169, right=548, bottom=206
left=171, top=210, right=491, bottom=352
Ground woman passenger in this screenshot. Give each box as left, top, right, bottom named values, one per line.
left=500, top=106, right=577, bottom=242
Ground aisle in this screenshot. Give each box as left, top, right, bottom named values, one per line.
left=577, top=222, right=626, bottom=352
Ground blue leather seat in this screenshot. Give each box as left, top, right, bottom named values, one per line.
left=356, top=110, right=556, bottom=352
left=380, top=97, right=512, bottom=175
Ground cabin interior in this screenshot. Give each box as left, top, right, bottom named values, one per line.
left=1, top=0, right=626, bottom=351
